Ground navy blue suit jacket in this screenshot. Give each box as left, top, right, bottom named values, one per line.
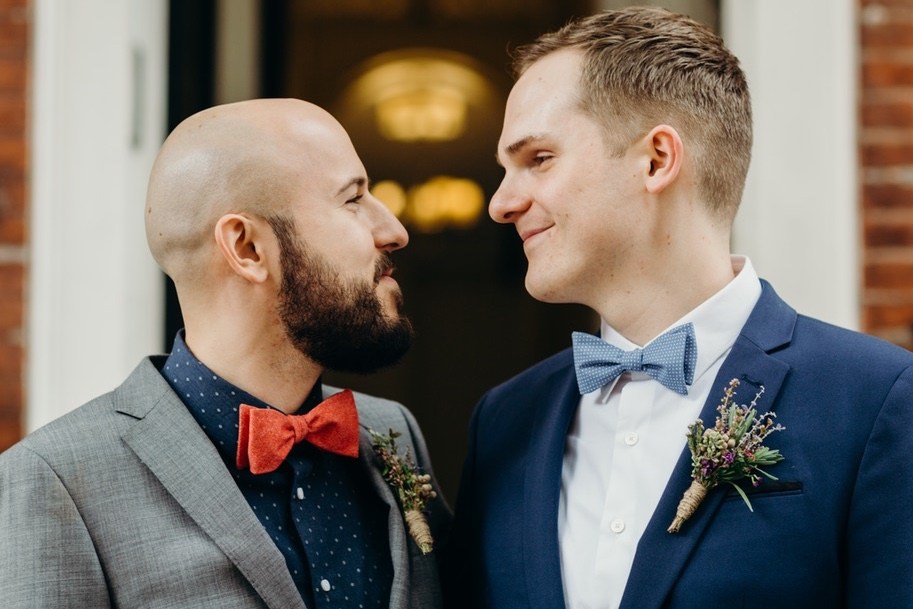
left=445, top=282, right=913, bottom=608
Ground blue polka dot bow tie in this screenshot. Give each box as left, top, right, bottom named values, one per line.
left=572, top=322, right=698, bottom=395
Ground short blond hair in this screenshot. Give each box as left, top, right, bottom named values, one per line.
left=513, top=7, right=752, bottom=220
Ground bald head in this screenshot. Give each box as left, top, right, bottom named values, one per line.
left=144, top=98, right=355, bottom=282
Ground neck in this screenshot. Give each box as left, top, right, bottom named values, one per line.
left=182, top=311, right=322, bottom=415
left=592, top=234, right=734, bottom=346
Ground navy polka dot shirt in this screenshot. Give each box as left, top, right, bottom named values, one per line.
left=162, top=332, right=393, bottom=609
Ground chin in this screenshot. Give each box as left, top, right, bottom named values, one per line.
left=525, top=275, right=566, bottom=304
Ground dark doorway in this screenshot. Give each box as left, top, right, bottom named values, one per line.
left=166, top=0, right=597, bottom=502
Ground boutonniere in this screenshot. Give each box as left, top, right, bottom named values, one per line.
left=369, top=428, right=437, bottom=554
left=667, top=378, right=785, bottom=534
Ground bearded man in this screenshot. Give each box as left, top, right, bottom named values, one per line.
left=0, top=98, right=449, bottom=609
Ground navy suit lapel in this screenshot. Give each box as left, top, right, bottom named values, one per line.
left=117, top=359, right=308, bottom=609
left=619, top=282, right=796, bottom=609
left=523, top=351, right=579, bottom=609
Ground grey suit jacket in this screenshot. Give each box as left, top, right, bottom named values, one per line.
left=0, top=357, right=450, bottom=609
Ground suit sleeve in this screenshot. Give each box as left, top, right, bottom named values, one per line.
left=846, top=364, right=913, bottom=607
left=0, top=445, right=111, bottom=608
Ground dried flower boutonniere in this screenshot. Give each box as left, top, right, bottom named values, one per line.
left=369, top=428, right=437, bottom=554
left=667, top=378, right=785, bottom=534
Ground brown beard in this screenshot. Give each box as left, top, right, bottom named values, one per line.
left=268, top=215, right=413, bottom=374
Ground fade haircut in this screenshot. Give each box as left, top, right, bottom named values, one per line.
left=512, top=6, right=752, bottom=221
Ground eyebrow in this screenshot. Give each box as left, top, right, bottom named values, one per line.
left=336, top=176, right=369, bottom=197
left=495, top=134, right=547, bottom=166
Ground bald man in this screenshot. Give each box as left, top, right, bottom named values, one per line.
left=0, top=99, right=449, bottom=609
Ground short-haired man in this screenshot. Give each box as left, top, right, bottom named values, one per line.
left=446, top=8, right=913, bottom=609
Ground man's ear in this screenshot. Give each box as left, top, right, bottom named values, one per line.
left=213, top=213, right=270, bottom=283
left=643, top=124, right=684, bottom=194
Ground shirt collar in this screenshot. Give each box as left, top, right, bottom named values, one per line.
left=162, top=331, right=324, bottom=464
left=599, top=255, right=762, bottom=385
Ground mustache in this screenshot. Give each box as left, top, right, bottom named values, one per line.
left=374, top=254, right=395, bottom=283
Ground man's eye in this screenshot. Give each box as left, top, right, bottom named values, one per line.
left=532, top=154, right=553, bottom=166
left=346, top=194, right=363, bottom=205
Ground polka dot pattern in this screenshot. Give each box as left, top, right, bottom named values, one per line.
left=572, top=322, right=698, bottom=395
left=162, top=332, right=393, bottom=609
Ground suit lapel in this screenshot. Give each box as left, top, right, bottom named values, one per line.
left=523, top=352, right=579, bottom=609
left=619, top=282, right=796, bottom=609
left=117, top=359, right=307, bottom=609
left=353, top=402, right=412, bottom=609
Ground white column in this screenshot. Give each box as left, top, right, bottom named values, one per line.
left=28, top=0, right=168, bottom=430
left=724, top=0, right=859, bottom=329
left=215, top=0, right=261, bottom=103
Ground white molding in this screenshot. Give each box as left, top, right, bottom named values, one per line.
left=215, top=0, right=261, bottom=103
left=28, top=0, right=168, bottom=430
left=725, top=0, right=859, bottom=329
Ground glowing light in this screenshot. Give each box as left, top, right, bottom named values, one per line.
left=340, top=50, right=496, bottom=143
left=371, top=180, right=407, bottom=217
left=406, top=176, right=484, bottom=233
left=370, top=176, right=484, bottom=231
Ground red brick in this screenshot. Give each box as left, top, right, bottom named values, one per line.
left=0, top=56, right=25, bottom=92
left=0, top=422, right=22, bottom=452
left=861, top=141, right=913, bottom=165
left=0, top=373, right=22, bottom=409
left=862, top=22, right=913, bottom=49
left=0, top=331, right=20, bottom=359
left=861, top=1, right=913, bottom=349
left=861, top=0, right=913, bottom=6
left=0, top=0, right=26, bottom=450
left=862, top=100, right=913, bottom=127
left=0, top=94, right=26, bottom=135
left=865, top=303, right=913, bottom=327
left=865, top=261, right=913, bottom=286
left=0, top=0, right=30, bottom=12
left=0, top=136, right=25, bottom=173
left=0, top=263, right=22, bottom=289
left=0, top=184, right=26, bottom=244
left=863, top=184, right=913, bottom=208
left=862, top=61, right=913, bottom=87
left=0, top=296, right=22, bottom=330
left=865, top=220, right=913, bottom=246
left=0, top=19, right=27, bottom=57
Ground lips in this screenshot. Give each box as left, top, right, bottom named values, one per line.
left=519, top=225, right=551, bottom=245
left=374, top=254, right=395, bottom=283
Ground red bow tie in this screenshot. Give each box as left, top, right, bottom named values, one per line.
left=236, top=389, right=360, bottom=474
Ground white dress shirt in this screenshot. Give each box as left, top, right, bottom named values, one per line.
left=558, top=256, right=762, bottom=609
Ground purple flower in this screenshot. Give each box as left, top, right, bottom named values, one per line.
left=723, top=451, right=735, bottom=465
left=700, top=459, right=715, bottom=477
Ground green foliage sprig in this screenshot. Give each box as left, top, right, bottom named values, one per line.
left=668, top=378, right=785, bottom=533
left=370, top=428, right=437, bottom=554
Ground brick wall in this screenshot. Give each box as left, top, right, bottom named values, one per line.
left=0, top=0, right=27, bottom=451
left=861, top=0, right=913, bottom=349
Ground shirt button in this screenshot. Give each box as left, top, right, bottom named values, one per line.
left=624, top=432, right=639, bottom=446
left=296, top=487, right=304, bottom=500
left=610, top=519, right=626, bottom=534
left=320, top=578, right=331, bottom=592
